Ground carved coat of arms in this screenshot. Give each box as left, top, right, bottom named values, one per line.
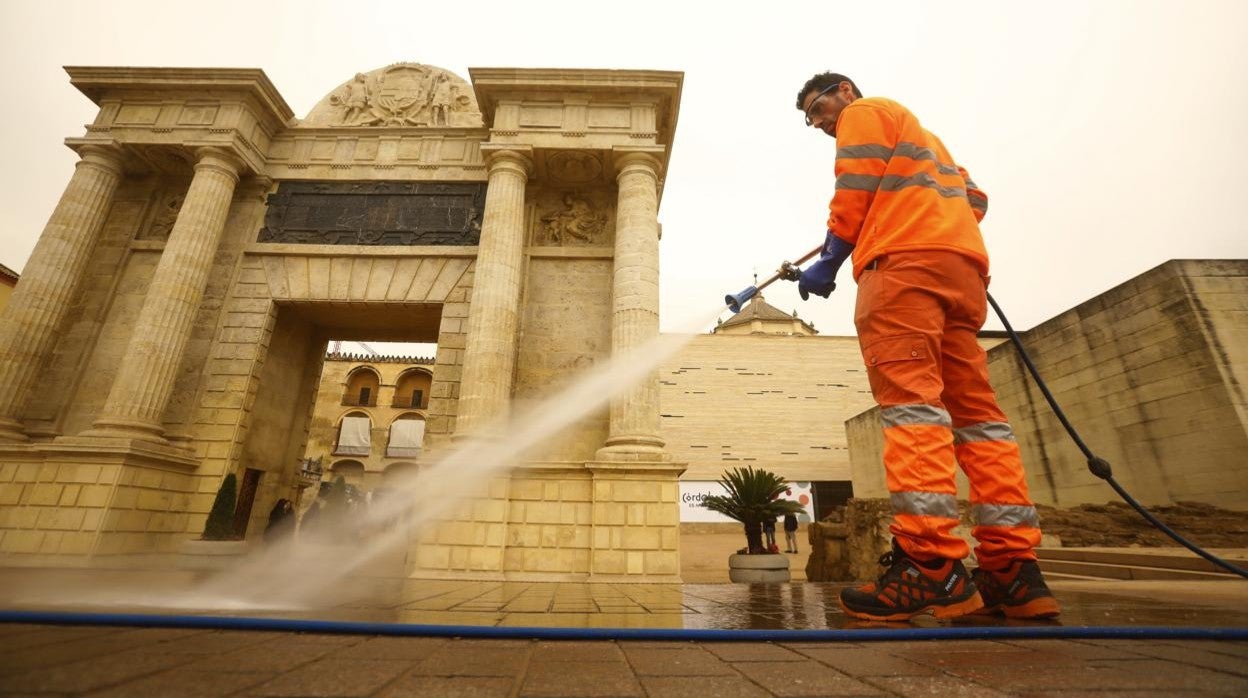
left=327, top=63, right=472, bottom=127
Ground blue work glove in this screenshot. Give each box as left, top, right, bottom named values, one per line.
left=798, top=232, right=854, bottom=300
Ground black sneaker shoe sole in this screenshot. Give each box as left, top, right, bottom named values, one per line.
left=840, top=590, right=985, bottom=622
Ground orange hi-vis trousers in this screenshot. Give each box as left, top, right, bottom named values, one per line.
left=854, top=250, right=1041, bottom=569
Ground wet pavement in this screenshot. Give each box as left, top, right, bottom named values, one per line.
left=3, top=568, right=1248, bottom=631
left=2, top=571, right=1247, bottom=695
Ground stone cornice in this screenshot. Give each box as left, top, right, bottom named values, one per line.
left=65, top=66, right=296, bottom=128
left=468, top=67, right=683, bottom=147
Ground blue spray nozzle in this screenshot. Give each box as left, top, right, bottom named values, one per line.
left=725, top=286, right=758, bottom=314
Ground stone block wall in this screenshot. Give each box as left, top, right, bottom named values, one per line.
left=0, top=451, right=207, bottom=562
left=407, top=465, right=680, bottom=581
left=513, top=254, right=613, bottom=463
left=503, top=472, right=593, bottom=576
left=589, top=471, right=680, bottom=578
left=659, top=334, right=875, bottom=483
left=848, top=260, right=1248, bottom=510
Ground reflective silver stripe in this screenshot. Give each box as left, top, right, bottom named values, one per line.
left=836, top=173, right=882, bottom=192
left=964, top=177, right=982, bottom=191
left=973, top=503, right=1039, bottom=528
left=894, top=142, right=961, bottom=175
left=892, top=491, right=960, bottom=519
left=953, top=422, right=1015, bottom=444
left=880, top=173, right=967, bottom=199
left=967, top=190, right=987, bottom=213
left=837, top=144, right=894, bottom=161
left=881, top=404, right=952, bottom=429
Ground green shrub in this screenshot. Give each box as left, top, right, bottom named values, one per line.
left=202, top=472, right=238, bottom=540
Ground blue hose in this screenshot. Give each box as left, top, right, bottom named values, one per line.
left=2, top=610, right=1245, bottom=642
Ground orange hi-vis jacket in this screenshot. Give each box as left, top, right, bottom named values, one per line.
left=828, top=97, right=990, bottom=280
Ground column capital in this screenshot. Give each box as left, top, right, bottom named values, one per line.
left=75, top=143, right=126, bottom=177
left=192, top=147, right=246, bottom=183
left=236, top=174, right=275, bottom=201
left=613, top=151, right=663, bottom=181
left=481, top=146, right=533, bottom=178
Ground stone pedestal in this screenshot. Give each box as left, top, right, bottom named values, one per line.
left=85, top=147, right=243, bottom=443
left=586, top=460, right=685, bottom=581
left=0, top=144, right=124, bottom=442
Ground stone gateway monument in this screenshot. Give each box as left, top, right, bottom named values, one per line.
left=0, top=63, right=687, bottom=581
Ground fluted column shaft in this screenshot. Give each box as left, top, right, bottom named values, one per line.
left=0, top=145, right=124, bottom=442
left=88, top=148, right=243, bottom=441
left=599, top=153, right=665, bottom=457
left=455, top=149, right=532, bottom=439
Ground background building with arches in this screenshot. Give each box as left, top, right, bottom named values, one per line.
left=304, top=351, right=433, bottom=493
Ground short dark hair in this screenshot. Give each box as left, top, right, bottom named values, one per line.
left=795, top=72, right=863, bottom=110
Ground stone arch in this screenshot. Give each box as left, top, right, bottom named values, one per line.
left=391, top=411, right=426, bottom=424
left=394, top=367, right=433, bottom=409
left=383, top=461, right=420, bottom=484
left=343, top=366, right=380, bottom=407
left=330, top=459, right=365, bottom=486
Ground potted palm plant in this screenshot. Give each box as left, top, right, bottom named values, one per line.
left=700, top=466, right=805, bottom=582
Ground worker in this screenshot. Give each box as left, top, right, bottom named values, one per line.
left=795, top=72, right=1060, bottom=621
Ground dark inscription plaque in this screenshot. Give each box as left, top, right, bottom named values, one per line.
left=258, top=181, right=486, bottom=245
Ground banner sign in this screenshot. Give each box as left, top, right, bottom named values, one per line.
left=679, top=481, right=816, bottom=523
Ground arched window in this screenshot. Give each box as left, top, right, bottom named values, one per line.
left=394, top=368, right=432, bottom=409
left=386, top=413, right=425, bottom=457
left=330, top=459, right=365, bottom=487
left=382, top=461, right=420, bottom=486
left=343, top=367, right=381, bottom=407
left=334, top=411, right=372, bottom=456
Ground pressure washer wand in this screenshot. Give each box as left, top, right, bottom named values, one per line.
left=724, top=244, right=823, bottom=313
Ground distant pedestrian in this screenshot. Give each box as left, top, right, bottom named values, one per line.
left=763, top=517, right=777, bottom=552
left=264, top=498, right=295, bottom=543
left=784, top=513, right=800, bottom=553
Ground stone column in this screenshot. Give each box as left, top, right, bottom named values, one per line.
left=0, top=144, right=125, bottom=442
left=454, top=148, right=532, bottom=440
left=86, top=147, right=244, bottom=442
left=597, top=152, right=665, bottom=459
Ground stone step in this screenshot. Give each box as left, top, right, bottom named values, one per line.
left=1036, top=547, right=1248, bottom=575
left=1042, top=571, right=1116, bottom=582
left=1037, top=558, right=1239, bottom=581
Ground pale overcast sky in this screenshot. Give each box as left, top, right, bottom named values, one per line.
left=2, top=0, right=1246, bottom=342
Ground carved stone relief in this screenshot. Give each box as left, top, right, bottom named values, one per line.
left=140, top=189, right=185, bottom=241
left=304, top=63, right=484, bottom=128
left=532, top=190, right=612, bottom=247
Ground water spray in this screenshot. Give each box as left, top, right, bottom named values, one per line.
left=723, top=245, right=822, bottom=313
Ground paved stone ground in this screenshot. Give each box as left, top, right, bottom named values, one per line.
left=4, top=570, right=1248, bottom=696
left=0, top=624, right=1246, bottom=696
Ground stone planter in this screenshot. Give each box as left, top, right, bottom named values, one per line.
left=179, top=538, right=249, bottom=570
left=728, top=553, right=791, bottom=583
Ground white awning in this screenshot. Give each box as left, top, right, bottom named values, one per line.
left=335, top=416, right=372, bottom=456
left=386, top=419, right=425, bottom=457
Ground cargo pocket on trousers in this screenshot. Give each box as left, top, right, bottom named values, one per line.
left=862, top=334, right=931, bottom=401
left=864, top=334, right=928, bottom=367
